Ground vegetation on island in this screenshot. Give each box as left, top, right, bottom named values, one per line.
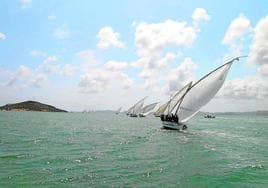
left=0, top=101, right=67, bottom=112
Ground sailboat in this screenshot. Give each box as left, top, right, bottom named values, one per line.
left=127, top=96, right=147, bottom=117
left=161, top=56, right=244, bottom=130
left=154, top=102, right=169, bottom=117
left=115, top=107, right=122, bottom=115
left=139, top=102, right=158, bottom=117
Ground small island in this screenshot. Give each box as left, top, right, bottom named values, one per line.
left=0, top=101, right=67, bottom=112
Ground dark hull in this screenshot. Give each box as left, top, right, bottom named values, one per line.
left=162, top=121, right=187, bottom=130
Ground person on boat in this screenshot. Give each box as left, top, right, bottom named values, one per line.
left=174, top=114, right=179, bottom=123
left=160, top=114, right=164, bottom=121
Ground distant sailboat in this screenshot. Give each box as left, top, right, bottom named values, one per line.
left=161, top=56, right=244, bottom=130
left=127, top=96, right=147, bottom=117
left=115, top=107, right=122, bottom=114
left=139, top=102, right=158, bottom=117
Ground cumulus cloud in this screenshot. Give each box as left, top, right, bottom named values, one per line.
left=6, top=65, right=32, bottom=86
left=132, top=17, right=204, bottom=91
left=218, top=76, right=268, bottom=99
left=223, top=14, right=252, bottom=46
left=39, top=55, right=60, bottom=74
left=119, top=73, right=133, bottom=89
left=31, top=74, right=47, bottom=88
left=248, top=15, right=268, bottom=66
left=76, top=50, right=99, bottom=68
left=61, top=64, right=76, bottom=77
left=53, top=25, right=71, bottom=39
left=17, top=65, right=32, bottom=77
left=135, top=19, right=198, bottom=57
left=79, top=70, right=109, bottom=93
left=97, top=27, right=125, bottom=49
left=104, top=60, right=128, bottom=72
left=157, top=52, right=176, bottom=68
left=258, top=64, right=268, bottom=77
left=38, top=55, right=76, bottom=77
left=78, top=60, right=133, bottom=93
left=0, top=32, right=6, bottom=40
left=221, top=15, right=268, bottom=103
left=192, top=8, right=210, bottom=23
left=163, top=57, right=197, bottom=95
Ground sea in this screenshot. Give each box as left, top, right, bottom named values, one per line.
left=0, top=111, right=267, bottom=187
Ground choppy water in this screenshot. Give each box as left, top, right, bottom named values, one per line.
left=0, top=111, right=267, bottom=187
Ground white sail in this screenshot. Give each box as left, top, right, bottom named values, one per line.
left=163, top=82, right=192, bottom=115
left=116, top=107, right=122, bottom=114
left=176, top=57, right=241, bottom=123
left=131, top=96, right=147, bottom=115
left=154, top=102, right=169, bottom=117
left=126, top=106, right=134, bottom=114
left=141, top=102, right=158, bottom=114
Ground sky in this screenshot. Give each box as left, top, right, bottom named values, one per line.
left=0, top=0, right=268, bottom=112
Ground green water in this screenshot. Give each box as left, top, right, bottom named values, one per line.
left=0, top=112, right=267, bottom=187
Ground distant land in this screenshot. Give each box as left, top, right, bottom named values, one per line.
left=0, top=101, right=67, bottom=112
left=201, top=111, right=268, bottom=116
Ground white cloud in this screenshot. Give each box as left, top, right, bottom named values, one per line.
left=76, top=50, right=99, bottom=68
left=223, top=14, right=252, bottom=46
left=31, top=74, right=47, bottom=88
left=17, top=65, right=32, bottom=77
left=79, top=69, right=109, bottom=93
left=133, top=18, right=204, bottom=91
left=29, top=50, right=46, bottom=57
left=218, top=76, right=268, bottom=99
left=135, top=19, right=198, bottom=57
left=53, top=25, right=71, bottom=39
left=157, top=52, right=176, bottom=68
left=164, top=57, right=197, bottom=95
left=133, top=52, right=177, bottom=90
left=119, top=73, right=133, bottom=89
left=104, top=61, right=128, bottom=72
left=20, top=0, right=32, bottom=9
left=192, top=8, right=210, bottom=23
left=38, top=55, right=60, bottom=74
left=78, top=60, right=133, bottom=93
left=61, top=64, right=75, bottom=77
left=43, top=56, right=57, bottom=64
left=6, top=65, right=32, bottom=86
left=0, top=32, right=6, bottom=40
left=248, top=15, right=268, bottom=66
left=97, top=27, right=125, bottom=49
left=258, top=64, right=268, bottom=77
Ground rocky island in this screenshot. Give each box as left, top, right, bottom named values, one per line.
left=0, top=101, right=67, bottom=112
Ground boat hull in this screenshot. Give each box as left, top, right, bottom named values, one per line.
left=162, top=121, right=187, bottom=130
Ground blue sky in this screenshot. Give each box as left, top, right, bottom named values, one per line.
left=0, top=0, right=268, bottom=112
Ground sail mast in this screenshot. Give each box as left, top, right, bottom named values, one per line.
left=163, top=82, right=192, bottom=115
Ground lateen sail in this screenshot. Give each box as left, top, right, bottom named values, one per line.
left=141, top=102, right=158, bottom=115
left=116, top=107, right=122, bottom=114
left=154, top=102, right=169, bottom=117
left=163, top=82, right=192, bottom=115
left=131, top=96, right=147, bottom=115
left=176, top=57, right=241, bottom=123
